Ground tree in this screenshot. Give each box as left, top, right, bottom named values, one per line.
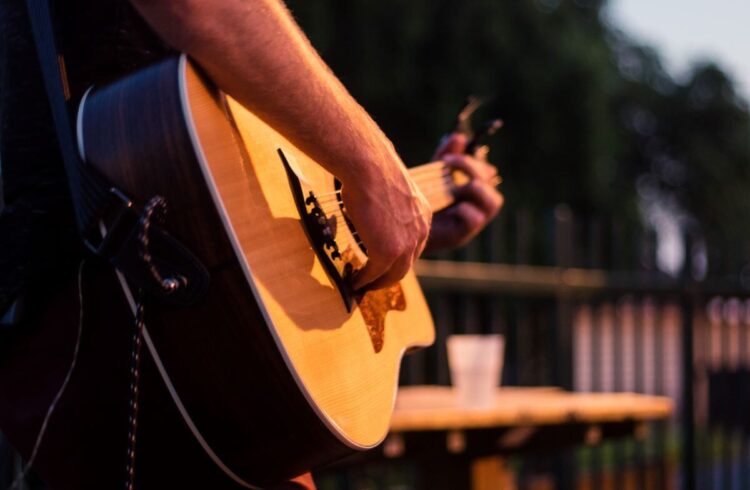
left=286, top=0, right=750, bottom=273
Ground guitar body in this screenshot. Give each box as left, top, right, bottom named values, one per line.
left=77, top=55, right=434, bottom=486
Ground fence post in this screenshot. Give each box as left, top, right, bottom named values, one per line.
left=680, top=235, right=696, bottom=490
left=553, top=204, right=574, bottom=390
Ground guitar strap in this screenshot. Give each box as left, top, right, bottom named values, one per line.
left=24, top=0, right=208, bottom=306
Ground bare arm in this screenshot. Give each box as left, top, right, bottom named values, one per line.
left=130, top=0, right=431, bottom=290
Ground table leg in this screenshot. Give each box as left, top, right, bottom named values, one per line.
left=471, top=456, right=517, bottom=490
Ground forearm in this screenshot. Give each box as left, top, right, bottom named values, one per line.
left=130, top=0, right=397, bottom=185
left=131, top=0, right=432, bottom=290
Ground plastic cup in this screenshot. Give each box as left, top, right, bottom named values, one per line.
left=447, top=334, right=505, bottom=408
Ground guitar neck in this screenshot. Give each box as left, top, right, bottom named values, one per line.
left=408, top=162, right=464, bottom=213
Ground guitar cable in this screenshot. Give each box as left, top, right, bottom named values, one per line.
left=7, top=260, right=86, bottom=490
left=5, top=209, right=259, bottom=489
left=113, top=271, right=262, bottom=490
left=111, top=197, right=262, bottom=490
left=4, top=250, right=259, bottom=490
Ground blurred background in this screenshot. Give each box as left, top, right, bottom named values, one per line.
left=279, top=0, right=750, bottom=488
left=2, top=0, right=748, bottom=489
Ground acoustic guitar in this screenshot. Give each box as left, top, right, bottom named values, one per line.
left=76, top=54, right=465, bottom=487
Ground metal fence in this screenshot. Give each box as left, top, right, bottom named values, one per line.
left=380, top=206, right=750, bottom=490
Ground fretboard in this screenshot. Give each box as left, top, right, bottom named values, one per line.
left=408, top=161, right=466, bottom=213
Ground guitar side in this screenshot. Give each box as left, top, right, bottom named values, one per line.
left=78, top=55, right=434, bottom=485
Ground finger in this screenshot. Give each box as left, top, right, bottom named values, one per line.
left=449, top=201, right=488, bottom=237
left=444, top=154, right=483, bottom=180
left=454, top=180, right=504, bottom=218
left=424, top=203, right=487, bottom=252
left=446, top=154, right=499, bottom=182
left=433, top=133, right=468, bottom=160
left=480, top=160, right=499, bottom=181
left=360, top=252, right=413, bottom=291
left=473, top=145, right=490, bottom=162
left=352, top=255, right=396, bottom=291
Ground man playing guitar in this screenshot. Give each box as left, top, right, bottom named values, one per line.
left=0, top=0, right=503, bottom=488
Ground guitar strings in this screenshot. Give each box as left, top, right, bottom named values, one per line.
left=314, top=174, right=457, bottom=253
left=313, top=166, right=451, bottom=201
left=316, top=176, right=455, bottom=217
left=314, top=179, right=452, bottom=210
left=317, top=169, right=502, bottom=215
left=313, top=175, right=451, bottom=204
left=316, top=171, right=501, bottom=208
left=407, top=161, right=449, bottom=173
left=311, top=166, right=500, bottom=251
left=317, top=175, right=455, bottom=216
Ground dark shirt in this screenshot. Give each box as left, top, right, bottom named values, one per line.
left=0, top=0, right=171, bottom=315
left=0, top=5, right=318, bottom=488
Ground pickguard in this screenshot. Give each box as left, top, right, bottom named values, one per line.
left=343, top=250, right=406, bottom=353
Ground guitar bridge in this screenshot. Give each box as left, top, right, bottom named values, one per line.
left=304, top=192, right=342, bottom=260
left=278, top=149, right=355, bottom=312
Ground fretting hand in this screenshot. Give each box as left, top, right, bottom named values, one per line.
left=423, top=133, right=504, bottom=253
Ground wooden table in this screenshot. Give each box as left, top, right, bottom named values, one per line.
left=353, top=386, right=673, bottom=490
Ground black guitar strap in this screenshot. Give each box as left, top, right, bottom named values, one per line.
left=25, top=0, right=111, bottom=234
left=23, top=0, right=208, bottom=306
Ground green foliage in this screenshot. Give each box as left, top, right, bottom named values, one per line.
left=285, top=0, right=750, bottom=273
left=615, top=48, right=750, bottom=272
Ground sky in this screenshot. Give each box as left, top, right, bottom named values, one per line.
left=605, top=0, right=750, bottom=101
left=605, top=0, right=750, bottom=275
